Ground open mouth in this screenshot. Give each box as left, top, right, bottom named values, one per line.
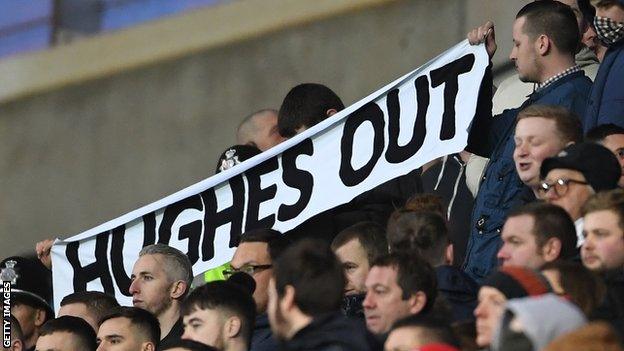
left=517, top=162, right=531, bottom=171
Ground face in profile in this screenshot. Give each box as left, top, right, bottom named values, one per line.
left=497, top=214, right=548, bottom=269
left=129, top=254, right=175, bottom=317
left=230, top=242, right=273, bottom=313
left=334, top=238, right=370, bottom=296
left=509, top=16, right=540, bottom=83
left=474, top=286, right=507, bottom=348
left=362, top=266, right=417, bottom=335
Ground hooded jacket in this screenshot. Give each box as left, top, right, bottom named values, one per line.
left=491, top=294, right=587, bottom=351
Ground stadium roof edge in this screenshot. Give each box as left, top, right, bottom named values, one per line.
left=0, top=0, right=397, bottom=104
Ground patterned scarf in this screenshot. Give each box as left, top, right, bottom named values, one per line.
left=594, top=16, right=624, bottom=46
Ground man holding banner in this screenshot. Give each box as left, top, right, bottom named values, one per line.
left=463, top=1, right=593, bottom=282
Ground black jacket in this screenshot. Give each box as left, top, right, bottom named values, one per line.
left=340, top=293, right=365, bottom=321
left=436, top=265, right=478, bottom=323
left=281, top=312, right=376, bottom=351
left=591, top=269, right=624, bottom=339
left=251, top=313, right=279, bottom=351
left=159, top=319, right=184, bottom=349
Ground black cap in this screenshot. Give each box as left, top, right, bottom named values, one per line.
left=215, top=145, right=261, bottom=174
left=227, top=272, right=256, bottom=295
left=540, top=142, right=621, bottom=192
left=1, top=256, right=53, bottom=316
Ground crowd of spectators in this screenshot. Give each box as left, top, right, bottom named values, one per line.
left=3, top=0, right=624, bottom=350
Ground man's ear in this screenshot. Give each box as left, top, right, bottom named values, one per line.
left=536, top=34, right=550, bottom=55
left=542, top=237, right=562, bottom=262
left=12, top=338, right=23, bottom=351
left=142, top=341, right=157, bottom=351
left=34, top=308, right=47, bottom=327
left=445, top=243, right=454, bottom=265
left=282, top=285, right=296, bottom=312
left=407, top=291, right=427, bottom=315
left=225, top=316, right=242, bottom=339
left=326, top=109, right=338, bottom=117
left=170, top=280, right=189, bottom=300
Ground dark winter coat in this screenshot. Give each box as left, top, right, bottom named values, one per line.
left=463, top=67, right=592, bottom=283
left=584, top=41, right=624, bottom=133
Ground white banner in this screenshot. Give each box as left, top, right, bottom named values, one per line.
left=51, top=41, right=488, bottom=310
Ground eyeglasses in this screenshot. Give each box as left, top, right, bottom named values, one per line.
left=223, top=264, right=272, bottom=278
left=538, top=178, right=589, bottom=197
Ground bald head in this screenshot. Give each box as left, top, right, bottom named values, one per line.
left=237, top=109, right=285, bottom=151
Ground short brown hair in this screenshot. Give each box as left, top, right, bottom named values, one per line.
left=403, top=194, right=445, bottom=217
left=517, top=1, right=581, bottom=55
left=517, top=105, right=583, bottom=145
left=331, top=221, right=387, bottom=264
left=372, top=252, right=437, bottom=314
left=581, top=189, right=624, bottom=231
left=507, top=202, right=578, bottom=260
left=386, top=211, right=449, bottom=266
left=540, top=260, right=606, bottom=316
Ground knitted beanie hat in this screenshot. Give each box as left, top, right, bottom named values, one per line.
left=482, top=266, right=551, bottom=299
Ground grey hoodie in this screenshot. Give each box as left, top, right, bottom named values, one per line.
left=491, top=294, right=587, bottom=351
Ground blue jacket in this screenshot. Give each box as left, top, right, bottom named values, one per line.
left=584, top=41, right=624, bottom=133
left=463, top=68, right=592, bottom=283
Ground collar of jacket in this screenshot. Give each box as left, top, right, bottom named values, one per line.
left=527, top=70, right=585, bottom=102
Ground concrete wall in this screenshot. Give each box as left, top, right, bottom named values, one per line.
left=0, top=0, right=529, bottom=259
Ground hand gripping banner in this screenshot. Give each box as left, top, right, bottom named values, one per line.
left=51, top=41, right=488, bottom=309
